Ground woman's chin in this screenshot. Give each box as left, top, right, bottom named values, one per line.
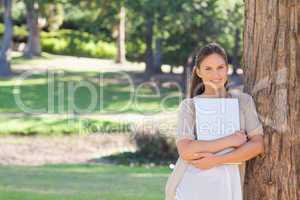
left=208, top=82, right=225, bottom=89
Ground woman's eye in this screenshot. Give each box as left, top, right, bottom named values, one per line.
left=205, top=68, right=211, bottom=70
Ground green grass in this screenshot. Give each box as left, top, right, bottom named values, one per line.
left=1, top=56, right=181, bottom=135
left=0, top=70, right=180, bottom=114
left=0, top=163, right=170, bottom=200
left=0, top=116, right=131, bottom=136
left=11, top=52, right=56, bottom=65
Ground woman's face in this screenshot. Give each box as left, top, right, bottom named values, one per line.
left=196, top=53, right=228, bottom=90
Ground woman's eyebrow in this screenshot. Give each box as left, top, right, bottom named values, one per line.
left=203, top=64, right=226, bottom=68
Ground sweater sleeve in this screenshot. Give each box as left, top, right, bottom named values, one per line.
left=244, top=95, right=264, bottom=137
left=175, top=98, right=196, bottom=144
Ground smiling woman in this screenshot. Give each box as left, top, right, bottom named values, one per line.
left=165, top=43, right=264, bottom=200
left=195, top=53, right=228, bottom=91
left=188, top=43, right=230, bottom=99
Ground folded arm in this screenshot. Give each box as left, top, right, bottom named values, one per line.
left=176, top=137, right=230, bottom=160
left=216, top=134, right=264, bottom=164
left=176, top=131, right=247, bottom=161
left=187, top=134, right=264, bottom=170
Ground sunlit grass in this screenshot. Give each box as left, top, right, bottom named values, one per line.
left=0, top=163, right=170, bottom=200
left=0, top=116, right=131, bottom=136
left=1, top=56, right=181, bottom=135
left=0, top=71, right=181, bottom=114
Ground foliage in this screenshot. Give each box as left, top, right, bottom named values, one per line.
left=41, top=29, right=116, bottom=58
left=2, top=0, right=244, bottom=65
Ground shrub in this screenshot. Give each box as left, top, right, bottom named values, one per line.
left=0, top=24, right=117, bottom=59
left=41, top=29, right=116, bottom=59
left=133, top=129, right=178, bottom=163
left=102, top=128, right=178, bottom=166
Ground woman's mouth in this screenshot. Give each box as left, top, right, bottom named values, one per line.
left=211, top=79, right=222, bottom=83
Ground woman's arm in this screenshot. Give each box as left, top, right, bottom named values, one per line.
left=189, top=134, right=264, bottom=169
left=188, top=94, right=265, bottom=168
left=177, top=130, right=247, bottom=161
left=216, top=134, right=264, bottom=164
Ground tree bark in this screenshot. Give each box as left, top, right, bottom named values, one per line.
left=24, top=0, right=41, bottom=58
left=0, top=0, right=13, bottom=77
left=243, top=1, right=299, bottom=200
left=116, top=6, right=126, bottom=64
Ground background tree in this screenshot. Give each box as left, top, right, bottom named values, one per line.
left=243, top=1, right=299, bottom=200
left=0, top=0, right=13, bottom=77
left=2, top=0, right=244, bottom=77
left=23, top=0, right=41, bottom=58
left=127, top=0, right=159, bottom=76
left=95, top=0, right=127, bottom=64
left=115, top=5, right=126, bottom=64
left=226, top=1, right=243, bottom=71
left=125, top=0, right=244, bottom=83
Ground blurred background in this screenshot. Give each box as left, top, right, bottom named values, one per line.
left=0, top=0, right=245, bottom=199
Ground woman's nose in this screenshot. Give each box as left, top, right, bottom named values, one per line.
left=212, top=73, right=222, bottom=79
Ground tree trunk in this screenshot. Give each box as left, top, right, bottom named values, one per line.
left=232, top=28, right=241, bottom=73
left=145, top=17, right=154, bottom=77
left=0, top=0, right=13, bottom=77
left=116, top=6, right=126, bottom=64
left=24, top=0, right=41, bottom=58
left=154, top=38, right=162, bottom=74
left=243, top=1, right=299, bottom=200
left=182, top=52, right=196, bottom=95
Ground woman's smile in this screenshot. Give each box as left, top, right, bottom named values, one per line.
left=211, top=79, right=223, bottom=83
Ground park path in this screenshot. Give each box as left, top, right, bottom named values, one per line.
left=0, top=134, right=136, bottom=166
left=12, top=53, right=145, bottom=73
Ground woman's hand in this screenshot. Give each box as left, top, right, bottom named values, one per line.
left=188, top=152, right=220, bottom=170
left=229, top=130, right=248, bottom=148
left=179, top=147, right=212, bottom=161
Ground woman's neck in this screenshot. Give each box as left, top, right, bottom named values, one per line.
left=202, top=87, right=228, bottom=97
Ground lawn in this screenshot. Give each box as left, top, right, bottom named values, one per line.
left=0, top=163, right=170, bottom=200
left=0, top=71, right=179, bottom=114
left=0, top=55, right=181, bottom=135
left=0, top=116, right=131, bottom=136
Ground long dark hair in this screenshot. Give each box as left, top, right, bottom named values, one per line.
left=188, top=42, right=230, bottom=98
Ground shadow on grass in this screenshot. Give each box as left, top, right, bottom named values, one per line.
left=90, top=151, right=178, bottom=166
left=90, top=131, right=179, bottom=166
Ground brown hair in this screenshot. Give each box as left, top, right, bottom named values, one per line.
left=188, top=42, right=229, bottom=98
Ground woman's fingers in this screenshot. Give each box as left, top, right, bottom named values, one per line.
left=230, top=130, right=248, bottom=147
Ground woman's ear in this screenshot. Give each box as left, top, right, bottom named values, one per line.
left=195, top=67, right=202, bottom=78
